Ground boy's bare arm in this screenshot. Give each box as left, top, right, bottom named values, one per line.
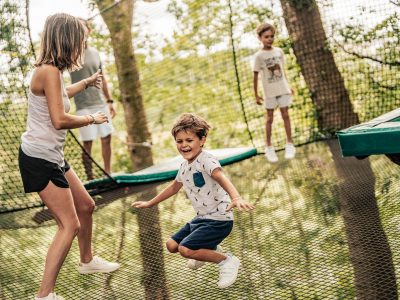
left=282, top=69, right=295, bottom=95
left=253, top=72, right=263, bottom=105
left=211, top=168, right=255, bottom=212
left=132, top=180, right=183, bottom=208
left=280, top=50, right=295, bottom=95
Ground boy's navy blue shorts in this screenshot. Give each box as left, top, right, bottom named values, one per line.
left=171, top=218, right=233, bottom=250
left=18, top=147, right=70, bottom=193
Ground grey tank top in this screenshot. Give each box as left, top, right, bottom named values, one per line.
left=70, top=47, right=105, bottom=110
left=21, top=73, right=71, bottom=167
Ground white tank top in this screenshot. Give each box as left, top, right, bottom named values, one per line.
left=21, top=73, right=71, bottom=167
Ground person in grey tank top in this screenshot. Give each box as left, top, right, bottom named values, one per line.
left=70, top=18, right=117, bottom=180
left=19, top=13, right=119, bottom=300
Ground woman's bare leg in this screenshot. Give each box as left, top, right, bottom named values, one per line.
left=36, top=183, right=80, bottom=297
left=65, top=168, right=95, bottom=263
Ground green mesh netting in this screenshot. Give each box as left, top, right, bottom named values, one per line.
left=1, top=142, right=399, bottom=299
left=1, top=0, right=398, bottom=212
left=1, top=0, right=400, bottom=299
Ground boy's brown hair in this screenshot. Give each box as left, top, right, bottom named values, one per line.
left=35, top=13, right=86, bottom=72
left=171, top=113, right=211, bottom=139
left=256, top=23, right=276, bottom=37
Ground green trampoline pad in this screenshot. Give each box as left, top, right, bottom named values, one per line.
left=337, top=108, right=400, bottom=157
left=85, top=147, right=257, bottom=189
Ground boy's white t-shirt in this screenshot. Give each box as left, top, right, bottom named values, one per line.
left=175, top=151, right=233, bottom=221
left=253, top=47, right=291, bottom=98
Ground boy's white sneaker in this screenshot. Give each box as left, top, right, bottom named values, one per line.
left=78, top=256, right=120, bottom=274
left=284, top=143, right=296, bottom=159
left=35, top=292, right=64, bottom=300
left=265, top=146, right=278, bottom=163
left=217, top=254, right=241, bottom=289
left=187, top=245, right=223, bottom=270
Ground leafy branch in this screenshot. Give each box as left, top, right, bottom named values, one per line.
left=333, top=39, right=400, bottom=67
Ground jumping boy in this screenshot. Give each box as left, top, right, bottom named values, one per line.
left=132, top=113, right=254, bottom=289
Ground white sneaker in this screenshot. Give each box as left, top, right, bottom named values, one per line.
left=187, top=245, right=223, bottom=270
left=284, top=143, right=296, bottom=159
left=78, top=256, right=120, bottom=274
left=35, top=292, right=64, bottom=300
left=265, top=146, right=278, bottom=163
left=217, top=254, right=241, bottom=289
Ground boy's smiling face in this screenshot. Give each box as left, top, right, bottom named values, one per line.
left=175, top=130, right=205, bottom=163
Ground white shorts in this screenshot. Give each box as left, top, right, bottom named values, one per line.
left=76, top=105, right=114, bottom=142
left=264, top=94, right=292, bottom=110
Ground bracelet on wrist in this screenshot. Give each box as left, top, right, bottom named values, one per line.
left=84, top=115, right=90, bottom=126
left=231, top=196, right=242, bottom=201
left=83, top=79, right=89, bottom=89
left=106, top=99, right=114, bottom=104
left=89, top=114, right=96, bottom=125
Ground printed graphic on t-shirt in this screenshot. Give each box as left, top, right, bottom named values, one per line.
left=175, top=151, right=233, bottom=221
left=263, top=56, right=282, bottom=83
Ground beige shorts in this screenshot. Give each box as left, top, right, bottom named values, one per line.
left=264, top=94, right=292, bottom=110
left=76, top=105, right=113, bottom=142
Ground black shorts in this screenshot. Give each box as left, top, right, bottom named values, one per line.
left=18, top=147, right=70, bottom=193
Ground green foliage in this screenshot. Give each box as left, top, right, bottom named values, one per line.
left=332, top=1, right=400, bottom=122
left=167, top=0, right=229, bottom=51
left=1, top=0, right=399, bottom=211
left=0, top=0, right=41, bottom=211
left=84, top=0, right=399, bottom=174
left=338, top=12, right=399, bottom=67
left=1, top=1, right=399, bottom=297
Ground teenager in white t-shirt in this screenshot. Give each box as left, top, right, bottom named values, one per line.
left=133, top=113, right=254, bottom=289
left=253, top=23, right=296, bottom=162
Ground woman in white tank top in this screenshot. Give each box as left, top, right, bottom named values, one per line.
left=19, top=14, right=119, bottom=300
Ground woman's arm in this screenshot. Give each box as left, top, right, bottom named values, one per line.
left=44, top=67, right=107, bottom=129
left=132, top=180, right=183, bottom=208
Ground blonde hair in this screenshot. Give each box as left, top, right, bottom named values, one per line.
left=256, top=23, right=276, bottom=37
left=35, top=13, right=86, bottom=71
left=171, top=113, right=211, bottom=139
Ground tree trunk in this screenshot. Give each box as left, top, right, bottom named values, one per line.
left=96, top=1, right=169, bottom=299
left=135, top=189, right=170, bottom=300
left=280, top=0, right=358, bottom=134
left=280, top=1, right=397, bottom=298
left=327, top=140, right=397, bottom=299
left=97, top=0, right=152, bottom=171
